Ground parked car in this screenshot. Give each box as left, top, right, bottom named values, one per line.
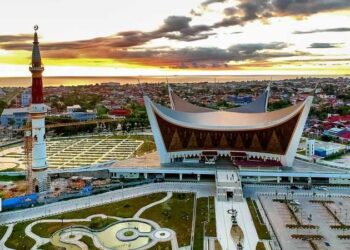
left=317, top=186, right=328, bottom=191
left=290, top=200, right=301, bottom=205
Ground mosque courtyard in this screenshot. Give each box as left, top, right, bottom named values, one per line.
left=0, top=135, right=152, bottom=170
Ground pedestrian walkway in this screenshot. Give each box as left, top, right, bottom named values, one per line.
left=215, top=199, right=259, bottom=250
left=134, top=192, right=172, bottom=218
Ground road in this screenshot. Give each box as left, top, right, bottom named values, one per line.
left=243, top=183, right=350, bottom=199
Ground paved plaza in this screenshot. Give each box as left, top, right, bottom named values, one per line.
left=259, top=194, right=350, bottom=250
left=215, top=199, right=259, bottom=250
left=0, top=136, right=143, bottom=169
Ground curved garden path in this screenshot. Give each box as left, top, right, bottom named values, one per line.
left=26, top=214, right=119, bottom=250
left=134, top=192, right=173, bottom=218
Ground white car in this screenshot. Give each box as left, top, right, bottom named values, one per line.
left=317, top=186, right=328, bottom=191
left=290, top=200, right=301, bottom=205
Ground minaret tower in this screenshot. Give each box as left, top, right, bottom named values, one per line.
left=29, top=25, right=48, bottom=192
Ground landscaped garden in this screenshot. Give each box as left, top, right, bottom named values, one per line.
left=246, top=198, right=271, bottom=240
left=5, top=221, right=36, bottom=249
left=0, top=225, right=7, bottom=241
left=141, top=193, right=195, bottom=247
left=4, top=193, right=167, bottom=249
left=193, top=196, right=216, bottom=250
left=48, top=192, right=166, bottom=219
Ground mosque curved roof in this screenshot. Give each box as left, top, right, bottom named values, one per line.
left=146, top=96, right=312, bottom=131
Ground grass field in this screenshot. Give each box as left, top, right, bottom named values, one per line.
left=193, top=197, right=217, bottom=250
left=39, top=242, right=64, bottom=250
left=246, top=198, right=271, bottom=240
left=127, top=134, right=156, bottom=156
left=141, top=193, right=195, bottom=247
left=48, top=193, right=166, bottom=220
left=149, top=241, right=172, bottom=250
left=5, top=221, right=36, bottom=249
left=0, top=225, right=7, bottom=241
left=0, top=175, right=25, bottom=181
left=80, top=235, right=101, bottom=250
left=256, top=241, right=267, bottom=250
left=32, top=219, right=117, bottom=238
left=5, top=193, right=166, bottom=250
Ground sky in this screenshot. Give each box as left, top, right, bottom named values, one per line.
left=0, top=0, right=349, bottom=77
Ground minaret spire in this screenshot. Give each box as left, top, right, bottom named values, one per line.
left=30, top=25, right=44, bottom=104
left=29, top=25, right=48, bottom=193
left=31, top=25, right=42, bottom=68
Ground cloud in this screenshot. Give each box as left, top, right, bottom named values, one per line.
left=223, top=7, right=237, bottom=16
left=201, top=0, right=226, bottom=7
left=0, top=31, right=308, bottom=69
left=0, top=15, right=214, bottom=53
left=0, top=34, right=33, bottom=43
left=294, top=27, right=350, bottom=34
left=308, top=43, right=343, bottom=48
left=49, top=42, right=299, bottom=68
left=190, top=9, right=202, bottom=16
left=214, top=0, right=350, bottom=28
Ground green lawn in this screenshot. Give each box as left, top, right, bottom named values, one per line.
left=246, top=198, right=271, bottom=240
left=149, top=241, right=172, bottom=250
left=80, top=235, right=101, bottom=250
left=32, top=221, right=89, bottom=238
left=0, top=175, right=25, bottom=181
left=39, top=242, right=64, bottom=250
left=256, top=241, right=266, bottom=250
left=5, top=193, right=166, bottom=249
left=128, top=134, right=156, bottom=156
left=5, top=221, right=36, bottom=250
left=48, top=192, right=166, bottom=219
left=33, top=217, right=117, bottom=238
left=141, top=193, right=195, bottom=247
left=194, top=197, right=216, bottom=250
left=0, top=225, right=7, bottom=241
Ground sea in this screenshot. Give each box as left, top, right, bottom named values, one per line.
left=0, top=75, right=345, bottom=87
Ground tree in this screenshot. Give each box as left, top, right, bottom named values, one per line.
left=268, top=100, right=291, bottom=111
left=0, top=99, right=7, bottom=114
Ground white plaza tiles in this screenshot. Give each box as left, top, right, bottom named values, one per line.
left=0, top=136, right=143, bottom=169
left=215, top=199, right=259, bottom=250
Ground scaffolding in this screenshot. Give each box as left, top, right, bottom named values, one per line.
left=24, top=120, right=33, bottom=194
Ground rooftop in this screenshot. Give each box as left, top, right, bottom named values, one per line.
left=149, top=96, right=311, bottom=130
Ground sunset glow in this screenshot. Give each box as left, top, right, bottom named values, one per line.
left=1, top=0, right=349, bottom=76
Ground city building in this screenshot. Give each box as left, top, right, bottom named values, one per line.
left=68, top=111, right=96, bottom=121
left=66, top=104, right=82, bottom=112
left=145, top=94, right=313, bottom=167
left=306, top=139, right=315, bottom=157
left=110, top=108, right=130, bottom=117
left=1, top=107, right=29, bottom=128
left=314, top=140, right=346, bottom=157
left=1, top=105, right=51, bottom=128
left=21, top=88, right=31, bottom=107
left=228, top=95, right=253, bottom=106
left=0, top=88, right=6, bottom=97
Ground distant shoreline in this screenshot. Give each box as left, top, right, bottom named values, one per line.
left=0, top=75, right=346, bottom=87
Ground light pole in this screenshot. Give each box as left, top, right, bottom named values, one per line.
left=307, top=214, right=312, bottom=235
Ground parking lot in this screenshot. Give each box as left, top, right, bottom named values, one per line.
left=259, top=194, right=350, bottom=250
